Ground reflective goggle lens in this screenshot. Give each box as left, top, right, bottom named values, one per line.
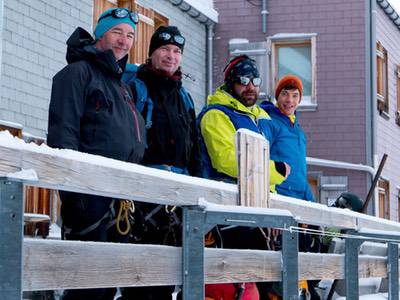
left=99, top=9, right=139, bottom=24
left=159, top=32, right=185, bottom=45
left=237, top=76, right=262, bottom=87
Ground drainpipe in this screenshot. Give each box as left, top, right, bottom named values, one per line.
left=306, top=157, right=376, bottom=177
left=365, top=0, right=377, bottom=215
left=206, top=23, right=214, bottom=98
left=0, top=0, right=4, bottom=80
left=261, top=0, right=268, bottom=33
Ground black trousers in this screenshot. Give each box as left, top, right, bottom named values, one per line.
left=61, top=209, right=128, bottom=300
left=119, top=286, right=181, bottom=300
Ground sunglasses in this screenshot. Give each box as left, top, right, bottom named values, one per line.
left=158, top=32, right=185, bottom=45
left=98, top=8, right=139, bottom=24
left=235, top=76, right=262, bottom=87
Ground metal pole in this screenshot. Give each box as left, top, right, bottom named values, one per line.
left=182, top=206, right=205, bottom=300
left=281, top=226, right=299, bottom=300
left=362, top=153, right=387, bottom=213
left=345, top=237, right=361, bottom=300
left=0, top=179, right=24, bottom=300
left=206, top=23, right=214, bottom=97
left=388, top=242, right=399, bottom=300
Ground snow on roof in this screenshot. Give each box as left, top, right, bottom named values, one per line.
left=184, top=0, right=218, bottom=22
left=378, top=0, right=400, bottom=31
left=0, top=119, right=23, bottom=129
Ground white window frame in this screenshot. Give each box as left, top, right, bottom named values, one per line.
left=268, top=33, right=317, bottom=111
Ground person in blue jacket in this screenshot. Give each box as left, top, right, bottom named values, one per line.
left=260, top=75, right=321, bottom=300
left=260, top=74, right=314, bottom=201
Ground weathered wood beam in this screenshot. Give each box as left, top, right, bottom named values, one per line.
left=23, top=239, right=388, bottom=291
left=0, top=144, right=237, bottom=206
left=1, top=139, right=400, bottom=231
left=236, top=129, right=269, bottom=208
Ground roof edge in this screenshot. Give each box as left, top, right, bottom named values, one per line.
left=376, top=0, right=400, bottom=31
left=168, top=0, right=218, bottom=25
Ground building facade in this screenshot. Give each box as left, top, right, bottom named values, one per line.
left=213, top=0, right=400, bottom=220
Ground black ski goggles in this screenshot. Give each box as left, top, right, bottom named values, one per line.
left=98, top=8, right=139, bottom=24
left=235, top=76, right=262, bottom=87
left=158, top=32, right=185, bottom=45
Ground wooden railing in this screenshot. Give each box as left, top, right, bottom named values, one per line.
left=1, top=129, right=400, bottom=299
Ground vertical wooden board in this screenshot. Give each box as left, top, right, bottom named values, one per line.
left=252, top=137, right=260, bottom=207
left=132, top=4, right=154, bottom=64
left=261, top=140, right=268, bottom=207
left=236, top=131, right=245, bottom=206
left=50, top=190, right=61, bottom=224
left=236, top=130, right=269, bottom=208
left=24, top=186, right=32, bottom=212
left=38, top=188, right=50, bottom=215
left=32, top=187, right=39, bottom=213
left=93, top=0, right=117, bottom=30
left=257, top=139, right=263, bottom=207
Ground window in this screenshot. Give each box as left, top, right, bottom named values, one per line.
left=396, top=65, right=400, bottom=125
left=376, top=42, right=388, bottom=114
left=269, top=33, right=317, bottom=110
left=93, top=0, right=168, bottom=64
left=378, top=178, right=390, bottom=219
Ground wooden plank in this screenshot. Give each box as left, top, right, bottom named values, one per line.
left=356, top=213, right=400, bottom=232
left=0, top=144, right=237, bottom=207
left=236, top=129, right=269, bottom=208
left=23, top=239, right=389, bottom=291
left=271, top=192, right=400, bottom=232
left=269, top=193, right=357, bottom=229
left=1, top=137, right=400, bottom=232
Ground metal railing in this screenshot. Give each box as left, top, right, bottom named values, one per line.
left=1, top=130, right=400, bottom=300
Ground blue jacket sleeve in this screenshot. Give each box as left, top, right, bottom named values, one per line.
left=304, top=183, right=315, bottom=202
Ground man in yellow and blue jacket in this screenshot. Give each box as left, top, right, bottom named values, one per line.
left=198, top=55, right=291, bottom=300
left=198, top=55, right=290, bottom=189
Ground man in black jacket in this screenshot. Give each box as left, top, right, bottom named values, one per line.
left=120, top=26, right=202, bottom=300
left=136, top=25, right=202, bottom=177
left=47, top=8, right=145, bottom=300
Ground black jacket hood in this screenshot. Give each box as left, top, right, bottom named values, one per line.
left=65, top=27, right=128, bottom=77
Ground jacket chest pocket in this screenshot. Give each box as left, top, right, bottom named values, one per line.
left=83, top=90, right=113, bottom=143
left=90, top=90, right=113, bottom=114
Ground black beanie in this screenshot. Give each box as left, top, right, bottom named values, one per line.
left=223, top=55, right=260, bottom=92
left=224, top=55, right=260, bottom=82
left=148, top=26, right=185, bottom=57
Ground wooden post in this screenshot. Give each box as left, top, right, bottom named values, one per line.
left=236, top=129, right=270, bottom=208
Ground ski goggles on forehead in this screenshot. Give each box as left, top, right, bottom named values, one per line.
left=235, top=76, right=262, bottom=87
left=158, top=32, right=185, bottom=45
left=98, top=8, right=139, bottom=24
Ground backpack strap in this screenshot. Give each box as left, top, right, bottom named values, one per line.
left=179, top=87, right=195, bottom=111
left=122, top=64, right=153, bottom=130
